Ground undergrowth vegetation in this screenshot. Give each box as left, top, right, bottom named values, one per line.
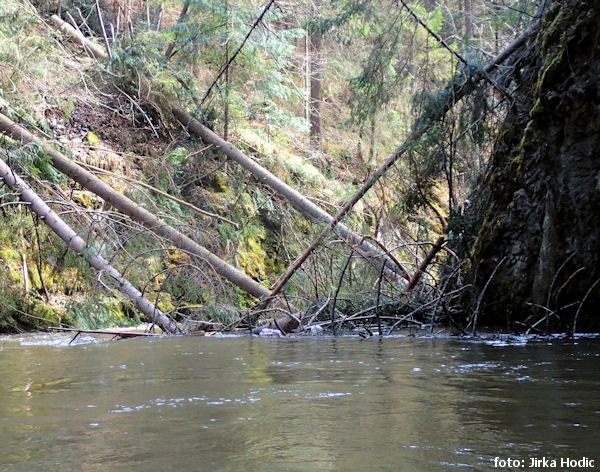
left=0, top=0, right=536, bottom=333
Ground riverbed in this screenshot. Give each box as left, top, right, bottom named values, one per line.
left=1, top=333, right=598, bottom=471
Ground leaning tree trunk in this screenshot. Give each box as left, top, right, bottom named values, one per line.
left=0, top=113, right=272, bottom=302
left=47, top=12, right=409, bottom=282
left=465, top=0, right=600, bottom=333
left=0, top=156, right=179, bottom=334
left=171, top=106, right=410, bottom=280
left=49, top=15, right=108, bottom=60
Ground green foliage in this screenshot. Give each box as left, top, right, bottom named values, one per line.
left=0, top=287, right=69, bottom=332
left=343, top=1, right=456, bottom=129
left=428, top=6, right=444, bottom=34
left=344, top=4, right=404, bottom=125
left=66, top=297, right=139, bottom=330
left=0, top=285, right=29, bottom=332
left=168, top=146, right=189, bottom=166
left=0, top=1, right=66, bottom=105
left=110, top=30, right=164, bottom=88
left=198, top=302, right=239, bottom=324
left=219, top=223, right=237, bottom=245
left=4, top=143, right=64, bottom=184
left=314, top=0, right=373, bottom=34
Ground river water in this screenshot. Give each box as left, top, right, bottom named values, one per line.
left=0, top=334, right=598, bottom=471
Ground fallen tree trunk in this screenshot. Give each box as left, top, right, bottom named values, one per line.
left=252, top=313, right=300, bottom=335
left=255, top=21, right=542, bottom=299
left=0, top=112, right=272, bottom=302
left=49, top=14, right=109, bottom=60
left=48, top=13, right=399, bottom=277
left=404, top=236, right=446, bottom=292
left=171, top=106, right=409, bottom=279
left=48, top=326, right=162, bottom=338
left=0, top=154, right=179, bottom=334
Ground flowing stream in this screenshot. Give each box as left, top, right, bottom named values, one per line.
left=1, top=333, right=598, bottom=471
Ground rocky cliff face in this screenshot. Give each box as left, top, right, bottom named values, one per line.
left=467, top=0, right=600, bottom=332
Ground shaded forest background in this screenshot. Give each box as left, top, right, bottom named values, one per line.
left=0, top=0, right=597, bottom=334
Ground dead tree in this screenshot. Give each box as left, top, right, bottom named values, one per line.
left=0, top=154, right=179, bottom=334
left=0, top=113, right=272, bottom=303
left=171, top=106, right=406, bottom=279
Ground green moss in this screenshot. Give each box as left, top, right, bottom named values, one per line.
left=28, top=264, right=43, bottom=291
left=236, top=236, right=270, bottom=280
left=0, top=248, right=18, bottom=261
left=52, top=267, right=91, bottom=295
left=0, top=248, right=23, bottom=285
left=211, top=171, right=234, bottom=194
left=519, top=120, right=535, bottom=147
left=471, top=213, right=506, bottom=261
left=31, top=301, right=64, bottom=326
left=539, top=3, right=564, bottom=50
left=294, top=217, right=314, bottom=235
left=72, top=190, right=103, bottom=209
left=536, top=48, right=564, bottom=95
left=529, top=97, right=543, bottom=117
left=27, top=261, right=57, bottom=292
left=535, top=4, right=590, bottom=97
left=239, top=192, right=257, bottom=216
left=155, top=292, right=176, bottom=313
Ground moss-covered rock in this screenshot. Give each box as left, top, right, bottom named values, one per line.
left=464, top=0, right=600, bottom=332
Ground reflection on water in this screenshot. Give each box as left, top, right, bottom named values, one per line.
left=0, top=334, right=599, bottom=471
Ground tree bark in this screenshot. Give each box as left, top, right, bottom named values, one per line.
left=0, top=155, right=179, bottom=334
left=404, top=236, right=446, bottom=292
left=304, top=33, right=310, bottom=123
left=0, top=112, right=272, bottom=302
left=464, top=0, right=472, bottom=47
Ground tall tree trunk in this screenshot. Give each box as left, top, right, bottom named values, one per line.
left=164, top=0, right=190, bottom=59
left=0, top=113, right=272, bottom=302
left=308, top=0, right=322, bottom=146
left=465, top=0, right=600, bottom=332
left=304, top=32, right=310, bottom=124
left=223, top=0, right=231, bottom=141
left=0, top=156, right=179, bottom=334
left=368, top=115, right=376, bottom=165
left=223, top=29, right=230, bottom=140
left=463, top=0, right=472, bottom=49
